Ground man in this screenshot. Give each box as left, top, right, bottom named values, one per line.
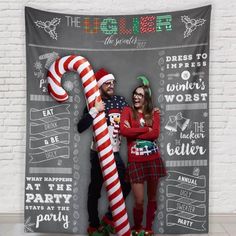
left=77, top=68, right=131, bottom=236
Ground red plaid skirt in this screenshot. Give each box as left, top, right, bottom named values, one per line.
left=126, top=158, right=167, bottom=183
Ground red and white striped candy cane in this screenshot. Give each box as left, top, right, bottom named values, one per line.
left=47, top=55, right=131, bottom=236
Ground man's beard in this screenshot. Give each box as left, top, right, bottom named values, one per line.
left=101, top=88, right=114, bottom=98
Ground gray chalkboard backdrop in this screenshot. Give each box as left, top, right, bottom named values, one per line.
left=25, top=5, right=211, bottom=234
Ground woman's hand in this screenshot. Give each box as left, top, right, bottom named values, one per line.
left=153, top=107, right=160, bottom=113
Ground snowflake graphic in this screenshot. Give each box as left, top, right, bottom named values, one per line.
left=58, top=159, right=62, bottom=166
left=193, top=167, right=200, bottom=176
left=33, top=60, right=44, bottom=79
left=63, top=81, right=74, bottom=91
left=181, top=15, right=206, bottom=38
left=159, top=220, right=165, bottom=226
left=175, top=139, right=181, bottom=145
left=34, top=61, right=42, bottom=71
left=167, top=131, right=174, bottom=136
left=24, top=217, right=35, bottom=232
left=35, top=18, right=61, bottom=40
left=191, top=139, right=196, bottom=145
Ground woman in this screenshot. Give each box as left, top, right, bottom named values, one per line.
left=120, top=77, right=167, bottom=236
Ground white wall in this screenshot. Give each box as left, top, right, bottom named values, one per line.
left=0, top=0, right=236, bottom=214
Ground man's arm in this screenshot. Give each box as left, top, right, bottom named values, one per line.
left=77, top=107, right=94, bottom=133
left=77, top=97, right=105, bottom=133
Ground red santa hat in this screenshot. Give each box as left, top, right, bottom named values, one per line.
left=94, top=68, right=115, bottom=88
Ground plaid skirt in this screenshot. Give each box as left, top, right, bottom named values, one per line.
left=126, top=158, right=167, bottom=183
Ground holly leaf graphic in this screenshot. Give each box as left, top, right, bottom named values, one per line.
left=184, top=28, right=192, bottom=38
left=34, top=21, right=46, bottom=28
left=49, top=31, right=57, bottom=40
left=51, top=18, right=61, bottom=26
left=195, top=19, right=206, bottom=27
left=181, top=15, right=191, bottom=24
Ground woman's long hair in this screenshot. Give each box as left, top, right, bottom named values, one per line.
left=131, top=85, right=153, bottom=126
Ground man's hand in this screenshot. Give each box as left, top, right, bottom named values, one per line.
left=95, top=97, right=105, bottom=112
left=124, top=120, right=131, bottom=128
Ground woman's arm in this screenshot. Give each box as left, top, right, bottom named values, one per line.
left=136, top=111, right=160, bottom=141
left=120, top=107, right=149, bottom=138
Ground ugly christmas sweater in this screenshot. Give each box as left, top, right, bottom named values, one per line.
left=77, top=95, right=128, bottom=152
left=120, top=106, right=160, bottom=162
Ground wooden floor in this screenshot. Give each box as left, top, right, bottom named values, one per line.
left=0, top=215, right=235, bottom=236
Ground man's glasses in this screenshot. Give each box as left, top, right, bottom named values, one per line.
left=103, top=81, right=116, bottom=87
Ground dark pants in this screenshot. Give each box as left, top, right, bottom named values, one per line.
left=87, top=150, right=131, bottom=228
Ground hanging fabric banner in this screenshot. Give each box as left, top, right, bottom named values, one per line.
left=25, top=5, right=211, bottom=234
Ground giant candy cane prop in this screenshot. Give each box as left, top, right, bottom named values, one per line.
left=47, top=55, right=131, bottom=236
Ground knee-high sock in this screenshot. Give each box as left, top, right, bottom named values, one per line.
left=133, top=203, right=143, bottom=229
left=146, top=200, right=157, bottom=230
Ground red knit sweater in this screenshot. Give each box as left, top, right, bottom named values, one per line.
left=120, top=106, right=160, bottom=162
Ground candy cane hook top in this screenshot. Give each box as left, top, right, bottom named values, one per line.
left=47, top=55, right=131, bottom=236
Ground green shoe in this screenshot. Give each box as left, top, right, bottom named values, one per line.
left=132, top=230, right=139, bottom=236
left=137, top=230, right=145, bottom=236
left=101, top=216, right=116, bottom=234
left=87, top=226, right=109, bottom=236
left=131, top=228, right=145, bottom=236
